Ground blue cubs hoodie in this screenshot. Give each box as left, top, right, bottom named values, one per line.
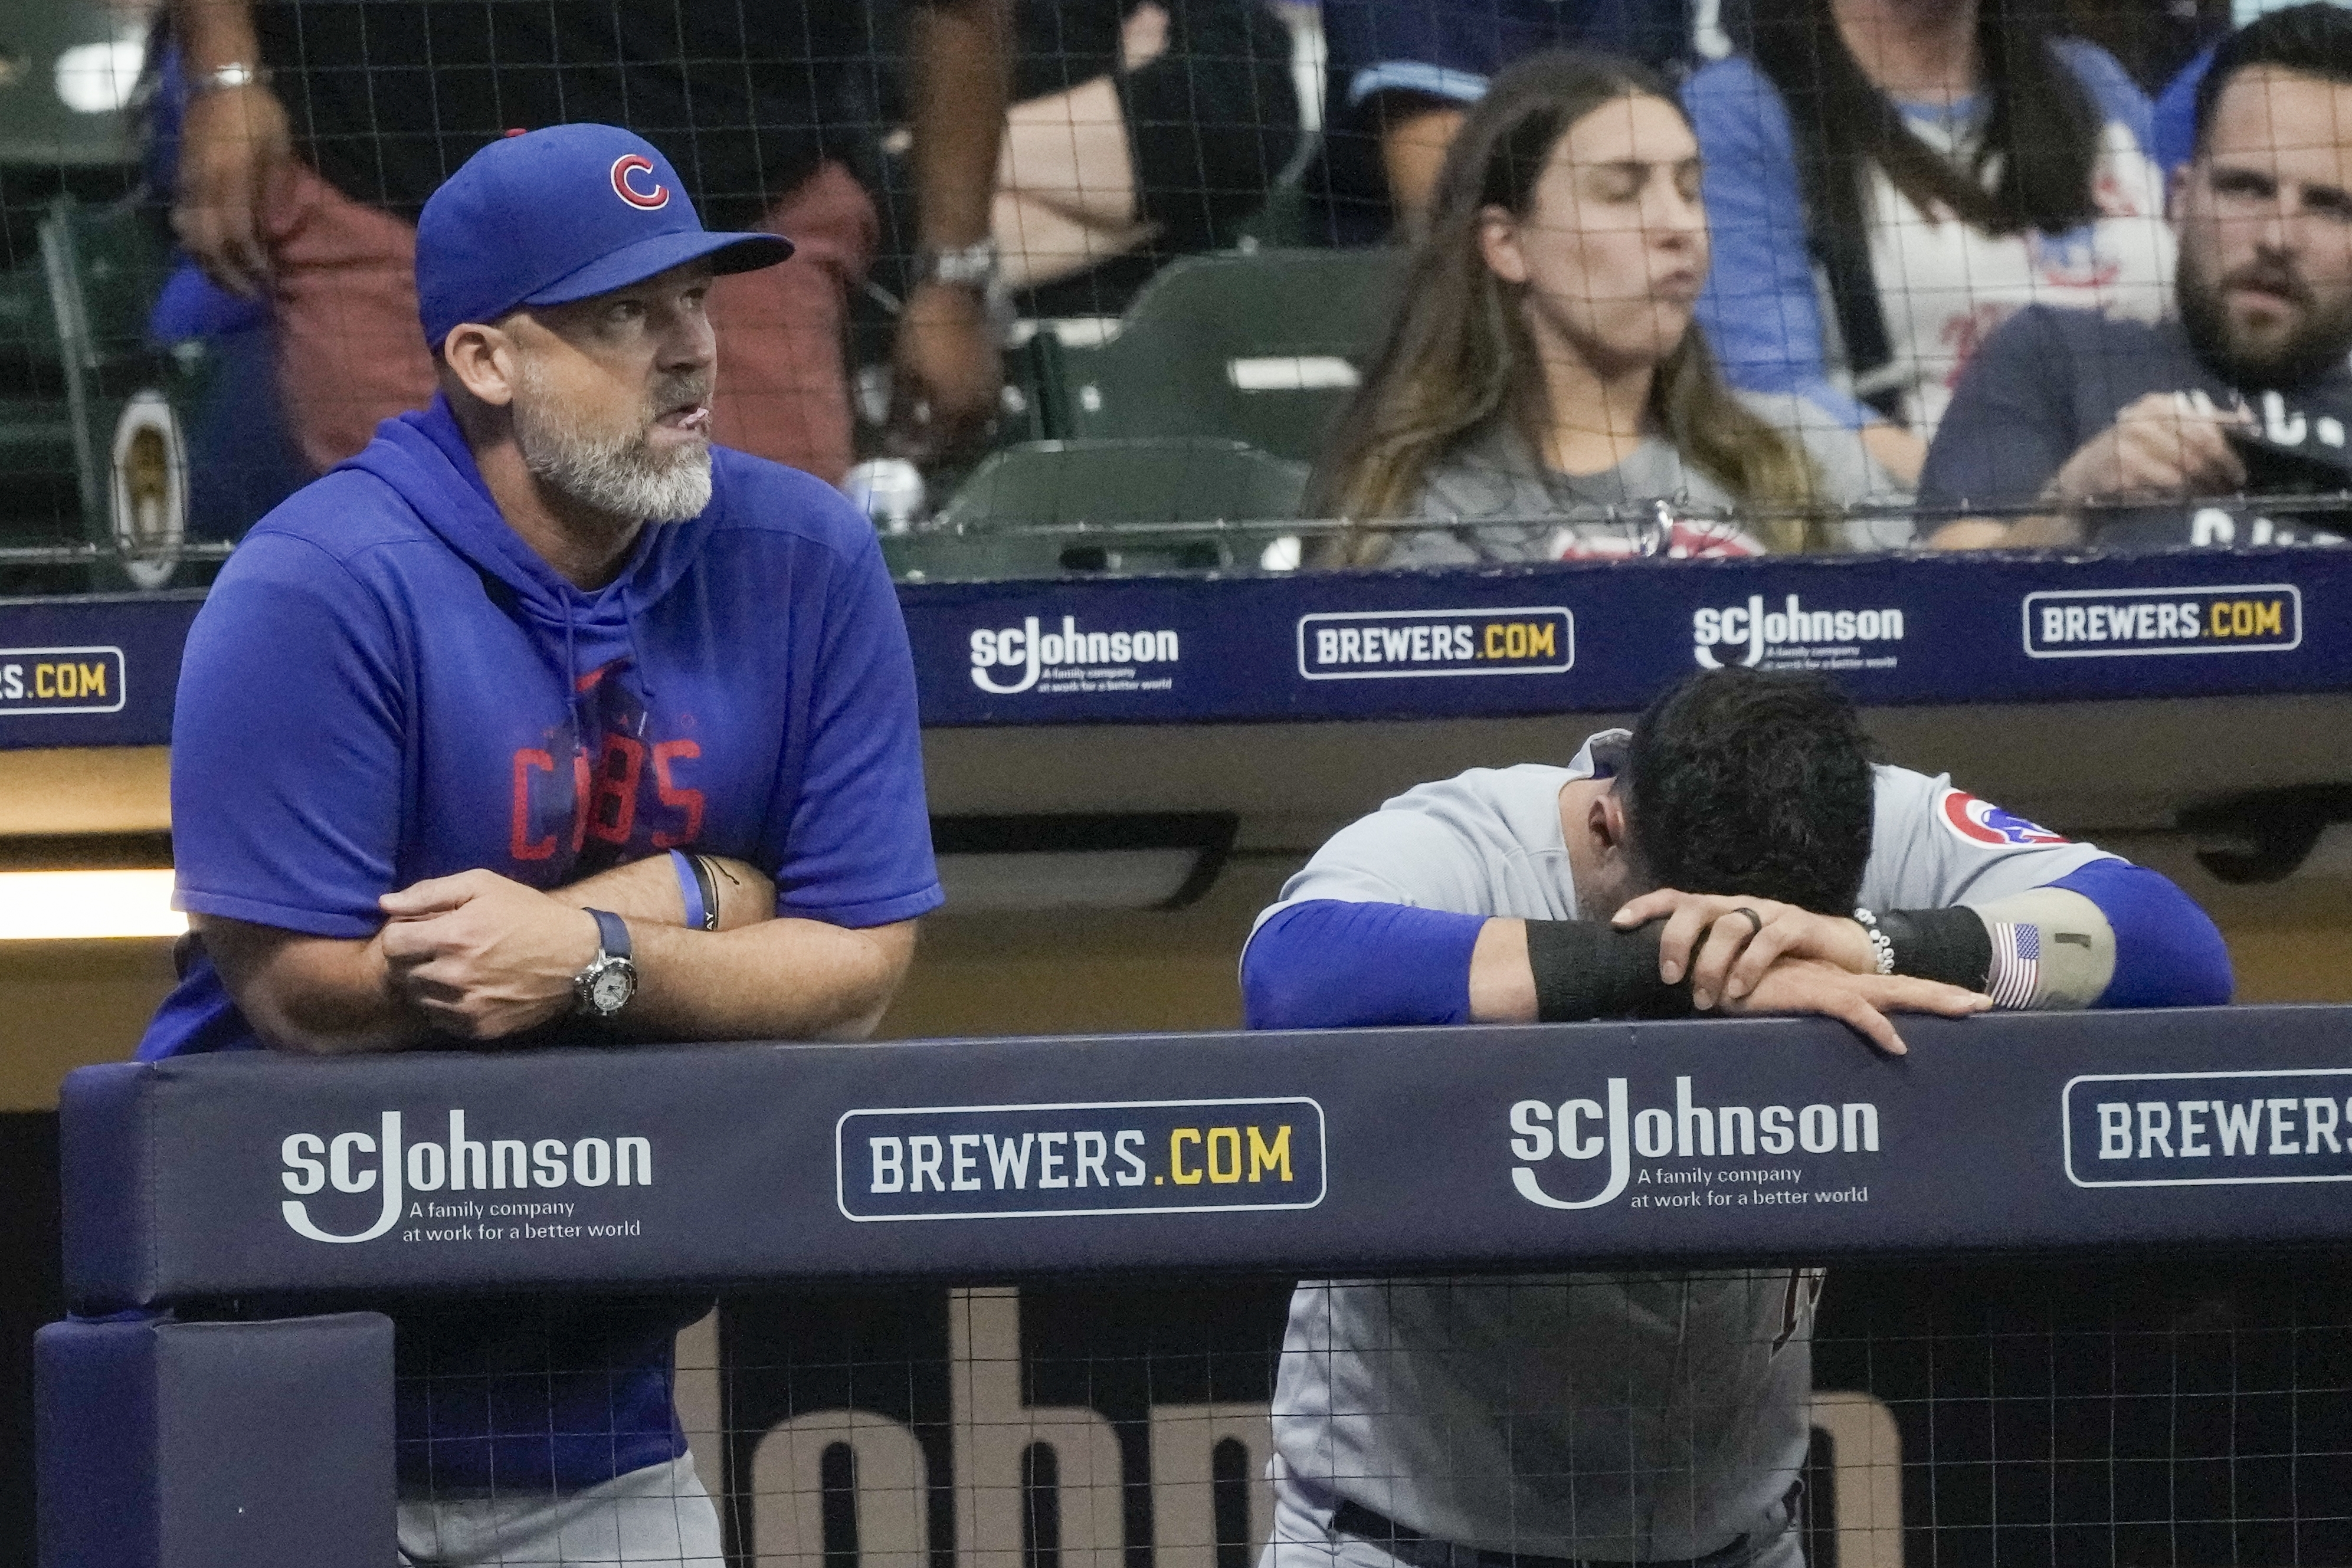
left=139, top=395, right=941, bottom=1490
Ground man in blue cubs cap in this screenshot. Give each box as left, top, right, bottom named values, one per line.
left=412, top=126, right=793, bottom=536
left=137, top=124, right=944, bottom=1564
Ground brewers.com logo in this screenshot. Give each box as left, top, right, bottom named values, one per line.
left=2023, top=584, right=2301, bottom=658
left=0, top=645, right=123, bottom=716
left=2066, top=1068, right=2352, bottom=1186
left=839, top=1096, right=1325, bottom=1220
left=1297, top=606, right=1573, bottom=680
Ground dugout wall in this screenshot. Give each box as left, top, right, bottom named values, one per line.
left=38, top=1007, right=2352, bottom=1564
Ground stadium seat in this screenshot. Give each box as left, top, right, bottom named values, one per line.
left=889, top=437, right=1307, bottom=580
left=1038, top=248, right=1404, bottom=464
left=882, top=529, right=1069, bottom=584
left=0, top=1, right=191, bottom=591
left=0, top=197, right=197, bottom=591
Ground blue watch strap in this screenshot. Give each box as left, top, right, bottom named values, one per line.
left=667, top=849, right=707, bottom=933
left=587, top=907, right=631, bottom=962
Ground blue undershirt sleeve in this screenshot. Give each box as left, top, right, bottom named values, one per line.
left=2049, top=861, right=2233, bottom=1009
left=1243, top=899, right=1486, bottom=1030
left=1685, top=58, right=1879, bottom=432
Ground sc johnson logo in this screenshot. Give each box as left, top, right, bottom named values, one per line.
left=1510, top=1077, right=1881, bottom=1211
left=838, top=1096, right=1326, bottom=1221
left=1297, top=606, right=1573, bottom=680
left=279, top=1110, right=653, bottom=1244
left=2023, top=584, right=2301, bottom=658
left=2064, top=1068, right=2352, bottom=1188
left=1692, top=595, right=1904, bottom=671
left=969, top=614, right=1180, bottom=696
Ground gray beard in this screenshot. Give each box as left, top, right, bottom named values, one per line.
left=512, top=374, right=713, bottom=524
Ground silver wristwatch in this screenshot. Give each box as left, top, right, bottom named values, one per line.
left=573, top=908, right=637, bottom=1019
left=915, top=239, right=1000, bottom=292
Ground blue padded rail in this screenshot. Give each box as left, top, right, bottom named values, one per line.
left=35, top=1313, right=392, bottom=1568
left=58, top=1006, right=2352, bottom=1314
left=0, top=549, right=2343, bottom=746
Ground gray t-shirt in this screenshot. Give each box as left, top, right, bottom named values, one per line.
left=1382, top=393, right=1913, bottom=569
left=1921, top=304, right=2352, bottom=549
left=1254, top=736, right=2113, bottom=1561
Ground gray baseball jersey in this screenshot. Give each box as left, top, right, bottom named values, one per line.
left=1255, top=733, right=2114, bottom=1562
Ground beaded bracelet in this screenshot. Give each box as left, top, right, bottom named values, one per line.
left=1852, top=907, right=1896, bottom=975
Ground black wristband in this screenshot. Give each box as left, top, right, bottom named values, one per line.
left=1524, top=919, right=1694, bottom=1023
left=1877, top=906, right=1991, bottom=991
left=687, top=854, right=721, bottom=932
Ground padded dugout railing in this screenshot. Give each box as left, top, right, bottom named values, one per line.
left=38, top=1006, right=2352, bottom=1565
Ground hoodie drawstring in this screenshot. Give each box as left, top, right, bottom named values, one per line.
left=562, top=611, right=589, bottom=772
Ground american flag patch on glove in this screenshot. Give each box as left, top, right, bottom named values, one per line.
left=1988, top=921, right=2041, bottom=1009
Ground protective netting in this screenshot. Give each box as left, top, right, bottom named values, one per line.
left=389, top=1258, right=2352, bottom=1566
left=8, top=0, right=2351, bottom=591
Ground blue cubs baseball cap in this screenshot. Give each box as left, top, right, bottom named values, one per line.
left=415, top=123, right=792, bottom=348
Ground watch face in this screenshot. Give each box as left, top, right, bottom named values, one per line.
left=588, top=963, right=634, bottom=1014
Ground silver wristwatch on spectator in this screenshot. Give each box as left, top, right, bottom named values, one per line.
left=572, top=908, right=637, bottom=1019
left=915, top=240, right=1000, bottom=292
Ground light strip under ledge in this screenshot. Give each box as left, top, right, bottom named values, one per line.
left=0, top=870, right=185, bottom=940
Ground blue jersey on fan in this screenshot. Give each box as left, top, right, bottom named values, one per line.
left=136, top=393, right=942, bottom=1492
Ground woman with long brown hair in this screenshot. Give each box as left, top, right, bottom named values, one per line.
left=1691, top=0, right=2170, bottom=478
left=1308, top=50, right=1907, bottom=569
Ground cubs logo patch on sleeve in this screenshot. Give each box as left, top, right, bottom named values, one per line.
left=1940, top=788, right=2071, bottom=847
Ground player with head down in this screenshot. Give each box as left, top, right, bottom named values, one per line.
left=1244, top=667, right=2230, bottom=1568
left=135, top=127, right=942, bottom=1564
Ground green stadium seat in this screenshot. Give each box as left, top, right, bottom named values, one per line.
left=1040, top=248, right=1404, bottom=464
left=893, top=437, right=1308, bottom=580
left=0, top=0, right=179, bottom=588
left=941, top=437, right=1307, bottom=527
left=0, top=195, right=199, bottom=591
left=882, top=529, right=1069, bottom=585
left=53, top=195, right=168, bottom=355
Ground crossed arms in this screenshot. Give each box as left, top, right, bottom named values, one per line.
left=1250, top=896, right=1989, bottom=1056
left=1459, top=897, right=1987, bottom=1054
left=1247, top=867, right=2229, bottom=1052
left=201, top=853, right=916, bottom=1055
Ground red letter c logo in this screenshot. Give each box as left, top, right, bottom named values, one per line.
left=610, top=154, right=670, bottom=211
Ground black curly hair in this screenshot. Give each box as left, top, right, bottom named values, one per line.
left=1623, top=669, right=1877, bottom=914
